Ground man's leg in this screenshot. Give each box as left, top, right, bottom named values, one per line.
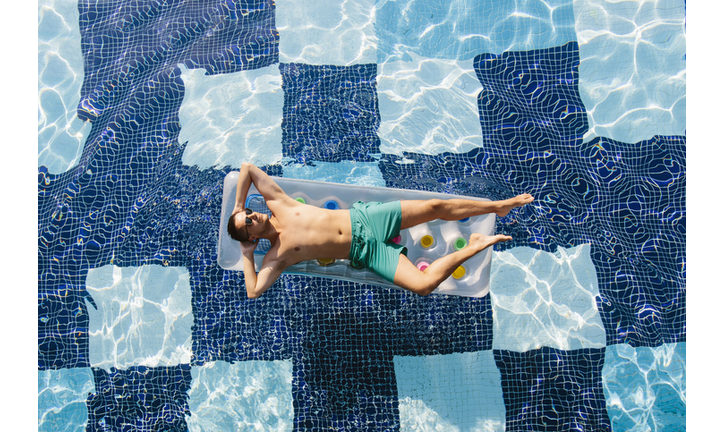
left=399, top=194, right=533, bottom=230
left=393, top=233, right=511, bottom=296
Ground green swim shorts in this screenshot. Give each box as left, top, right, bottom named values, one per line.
left=348, top=201, right=408, bottom=283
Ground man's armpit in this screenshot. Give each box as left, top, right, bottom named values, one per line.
left=259, top=257, right=286, bottom=277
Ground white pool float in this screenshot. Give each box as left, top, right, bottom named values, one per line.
left=217, top=171, right=496, bottom=297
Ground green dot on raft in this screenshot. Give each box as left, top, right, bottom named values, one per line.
left=454, top=237, right=467, bottom=251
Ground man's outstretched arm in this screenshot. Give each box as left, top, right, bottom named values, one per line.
left=234, top=162, right=287, bottom=211
left=241, top=242, right=285, bottom=299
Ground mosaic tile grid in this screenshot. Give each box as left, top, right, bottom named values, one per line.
left=76, top=0, right=278, bottom=122
left=285, top=276, right=492, bottom=430
left=379, top=42, right=685, bottom=348
left=37, top=0, right=685, bottom=430
left=39, top=0, right=279, bottom=370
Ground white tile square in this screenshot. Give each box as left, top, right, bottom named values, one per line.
left=375, top=0, right=578, bottom=62
left=395, top=351, right=506, bottom=431
left=179, top=65, right=284, bottom=169
left=574, top=0, right=686, bottom=143
left=276, top=0, right=378, bottom=65
left=38, top=0, right=92, bottom=174
left=38, top=368, right=94, bottom=432
left=85, top=265, right=193, bottom=371
left=282, top=160, right=386, bottom=186
left=602, top=342, right=686, bottom=431
left=187, top=360, right=293, bottom=431
left=490, top=244, right=606, bottom=352
left=377, top=55, right=483, bottom=156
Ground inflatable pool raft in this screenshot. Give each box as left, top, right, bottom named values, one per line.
left=217, top=171, right=496, bottom=297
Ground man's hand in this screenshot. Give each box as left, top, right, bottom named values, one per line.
left=240, top=240, right=258, bottom=257
left=234, top=162, right=288, bottom=212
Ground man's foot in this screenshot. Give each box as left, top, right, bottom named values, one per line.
left=495, top=193, right=534, bottom=217
left=469, top=233, right=512, bottom=250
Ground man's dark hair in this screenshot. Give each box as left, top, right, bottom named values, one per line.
left=227, top=210, right=249, bottom=242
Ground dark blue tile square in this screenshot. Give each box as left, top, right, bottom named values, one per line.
left=280, top=63, right=381, bottom=163
left=38, top=273, right=92, bottom=369
left=495, top=347, right=611, bottom=432
left=86, top=365, right=192, bottom=432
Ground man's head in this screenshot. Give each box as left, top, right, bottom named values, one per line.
left=227, top=208, right=253, bottom=243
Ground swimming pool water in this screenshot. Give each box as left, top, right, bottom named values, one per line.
left=38, top=0, right=685, bottom=430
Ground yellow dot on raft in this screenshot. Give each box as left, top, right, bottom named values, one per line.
left=452, top=266, right=466, bottom=279
left=420, top=235, right=434, bottom=249
left=317, top=258, right=335, bottom=266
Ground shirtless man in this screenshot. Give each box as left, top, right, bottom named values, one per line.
left=227, top=162, right=533, bottom=299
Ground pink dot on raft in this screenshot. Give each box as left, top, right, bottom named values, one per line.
left=391, top=235, right=401, bottom=244
left=417, top=262, right=430, bottom=271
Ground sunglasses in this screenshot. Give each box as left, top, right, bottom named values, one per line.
left=243, top=208, right=253, bottom=239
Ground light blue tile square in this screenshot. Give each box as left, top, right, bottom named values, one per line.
left=395, top=351, right=506, bottom=430
left=575, top=0, right=686, bottom=143
left=602, top=342, right=686, bottom=431
left=376, top=0, right=578, bottom=62
left=38, top=368, right=94, bottom=432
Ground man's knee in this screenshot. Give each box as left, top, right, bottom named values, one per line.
left=415, top=285, right=436, bottom=296
left=411, top=276, right=437, bottom=296
left=395, top=270, right=437, bottom=296
left=427, top=198, right=446, bottom=215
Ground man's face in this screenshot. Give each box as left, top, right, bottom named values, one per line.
left=237, top=209, right=263, bottom=241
